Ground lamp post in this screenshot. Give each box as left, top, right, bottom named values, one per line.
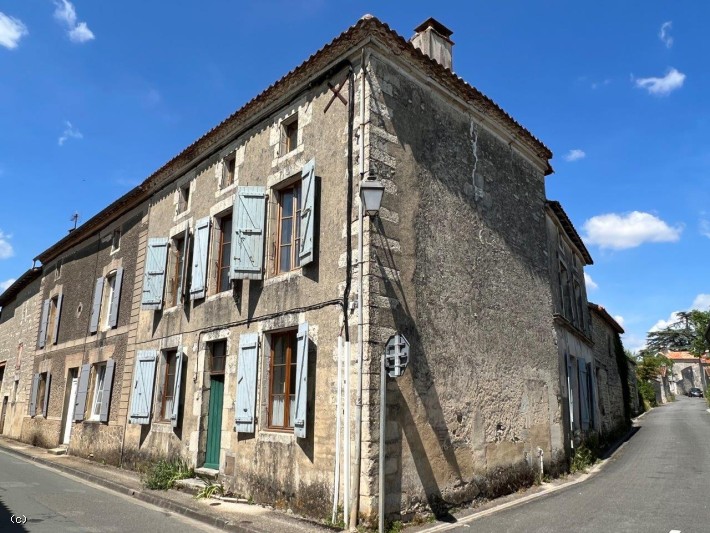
left=350, top=169, right=384, bottom=529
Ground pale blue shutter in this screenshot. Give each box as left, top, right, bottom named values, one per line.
left=293, top=322, right=309, bottom=438
left=29, top=373, right=39, bottom=417
left=578, top=359, right=589, bottom=430
left=99, top=359, right=115, bottom=422
left=130, top=350, right=157, bottom=424
left=190, top=217, right=211, bottom=300
left=89, top=277, right=104, bottom=334
left=43, top=373, right=51, bottom=417
left=38, top=299, right=50, bottom=348
left=235, top=332, right=259, bottom=433
left=74, top=363, right=90, bottom=421
left=51, top=294, right=63, bottom=345
left=142, top=238, right=169, bottom=309
left=179, top=228, right=190, bottom=302
left=170, top=348, right=184, bottom=427
left=108, top=268, right=123, bottom=328
left=231, top=187, right=266, bottom=280
left=299, top=159, right=315, bottom=266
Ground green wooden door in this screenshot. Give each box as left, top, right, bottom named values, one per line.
left=204, top=376, right=224, bottom=469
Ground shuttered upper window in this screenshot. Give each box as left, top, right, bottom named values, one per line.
left=217, top=214, right=232, bottom=292
left=168, top=234, right=188, bottom=307
left=276, top=183, right=302, bottom=274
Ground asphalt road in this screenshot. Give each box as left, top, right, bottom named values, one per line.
left=0, top=448, right=217, bottom=532
left=443, top=395, right=710, bottom=533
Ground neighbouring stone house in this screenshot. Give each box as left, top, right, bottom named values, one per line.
left=0, top=267, right=42, bottom=439
left=545, top=201, right=598, bottom=451
left=627, top=358, right=641, bottom=416
left=588, top=303, right=629, bottom=436
left=666, top=351, right=709, bottom=396
left=0, top=14, right=631, bottom=526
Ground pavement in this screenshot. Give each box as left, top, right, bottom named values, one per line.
left=0, top=436, right=332, bottom=533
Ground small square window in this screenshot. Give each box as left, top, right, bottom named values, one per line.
left=178, top=184, right=190, bottom=214
left=111, top=229, right=121, bottom=253
left=223, top=155, right=236, bottom=188
left=55, top=260, right=62, bottom=280
left=282, top=117, right=299, bottom=154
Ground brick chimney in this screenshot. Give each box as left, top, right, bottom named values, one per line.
left=410, top=17, right=454, bottom=70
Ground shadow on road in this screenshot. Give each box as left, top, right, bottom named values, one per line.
left=599, top=426, right=640, bottom=461
left=0, top=494, right=28, bottom=532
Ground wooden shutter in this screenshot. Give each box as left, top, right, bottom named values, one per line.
left=170, top=348, right=184, bottom=427
left=29, top=373, right=39, bottom=417
left=38, top=299, right=50, bottom=348
left=89, top=277, right=104, bottom=334
left=578, top=358, right=589, bottom=430
left=130, top=350, right=158, bottom=424
left=108, top=268, right=124, bottom=328
left=190, top=217, right=211, bottom=300
left=299, top=159, right=315, bottom=266
left=99, top=359, right=116, bottom=423
left=231, top=186, right=266, bottom=280
left=235, top=332, right=259, bottom=433
left=51, top=294, right=63, bottom=345
left=43, top=372, right=52, bottom=417
left=179, top=227, right=190, bottom=303
left=142, top=238, right=169, bottom=309
left=74, top=363, right=91, bottom=421
left=293, top=322, right=309, bottom=438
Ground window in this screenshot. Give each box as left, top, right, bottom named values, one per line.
left=282, top=116, right=298, bottom=154
left=573, top=279, right=583, bottom=327
left=216, top=214, right=232, bottom=292
left=209, top=340, right=227, bottom=374
left=178, top=184, right=190, bottom=214
left=46, top=296, right=60, bottom=345
left=111, top=228, right=121, bottom=253
left=0, top=364, right=4, bottom=390
left=276, top=182, right=302, bottom=274
left=89, top=363, right=107, bottom=421
left=269, top=330, right=298, bottom=429
left=559, top=262, right=572, bottom=320
left=168, top=234, right=187, bottom=307
left=161, top=350, right=178, bottom=421
left=101, top=271, right=117, bottom=328
left=37, top=373, right=48, bottom=417
left=223, top=155, right=236, bottom=188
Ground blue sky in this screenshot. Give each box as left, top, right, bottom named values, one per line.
left=1, top=1, right=708, bottom=351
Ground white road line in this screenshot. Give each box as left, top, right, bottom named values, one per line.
left=669, top=529, right=681, bottom=533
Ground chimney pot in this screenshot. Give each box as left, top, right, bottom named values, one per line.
left=411, top=17, right=454, bottom=70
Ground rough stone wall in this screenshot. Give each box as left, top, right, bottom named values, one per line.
left=364, top=55, right=561, bottom=519
left=590, top=311, right=626, bottom=436
left=669, top=359, right=705, bottom=395
left=0, top=276, right=41, bottom=439
left=627, top=361, right=641, bottom=416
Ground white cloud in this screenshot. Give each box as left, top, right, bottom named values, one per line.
left=650, top=311, right=682, bottom=333
left=563, top=149, right=586, bottom=162
left=659, top=21, right=673, bottom=48
left=692, top=294, right=710, bottom=310
left=0, top=278, right=15, bottom=292
left=0, top=12, right=28, bottom=50
left=613, top=315, right=625, bottom=328
left=582, top=211, right=682, bottom=250
left=635, top=67, right=685, bottom=96
left=700, top=217, right=710, bottom=239
left=0, top=230, right=13, bottom=259
left=58, top=121, right=83, bottom=146
left=584, top=272, right=598, bottom=291
left=53, top=0, right=94, bottom=43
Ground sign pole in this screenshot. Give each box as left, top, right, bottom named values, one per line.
left=379, top=345, right=386, bottom=533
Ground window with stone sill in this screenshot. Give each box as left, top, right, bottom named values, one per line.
left=274, top=181, right=302, bottom=275
left=281, top=116, right=298, bottom=155
left=177, top=184, right=190, bottom=214
left=160, top=349, right=178, bottom=421
left=111, top=228, right=121, bottom=253
left=222, top=154, right=236, bottom=188
left=268, top=330, right=298, bottom=430
left=89, top=363, right=107, bottom=421
left=216, top=213, right=232, bottom=293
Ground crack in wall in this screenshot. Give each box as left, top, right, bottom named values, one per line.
left=470, top=118, right=483, bottom=201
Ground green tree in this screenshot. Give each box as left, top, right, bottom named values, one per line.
left=645, top=310, right=710, bottom=356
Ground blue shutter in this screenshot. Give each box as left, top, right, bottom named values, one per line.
left=299, top=159, right=315, bottom=266
left=38, top=299, right=50, bottom=348
left=51, top=294, right=63, bottom=345
left=142, top=238, right=169, bottom=309
left=170, top=348, right=184, bottom=427
left=578, top=359, right=589, bottom=430
left=89, top=277, right=104, bottom=334
left=566, top=353, right=575, bottom=429
left=99, top=359, right=115, bottom=423
left=231, top=187, right=266, bottom=280
left=190, top=217, right=211, bottom=300
left=43, top=372, right=52, bottom=417
left=108, top=268, right=123, bottom=328
left=74, top=364, right=91, bottom=421
left=293, top=322, right=309, bottom=438
left=29, top=373, right=39, bottom=417
left=179, top=228, right=190, bottom=303
left=235, top=332, right=259, bottom=433
left=130, top=350, right=158, bottom=424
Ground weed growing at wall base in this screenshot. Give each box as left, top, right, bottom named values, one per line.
left=142, top=457, right=194, bottom=490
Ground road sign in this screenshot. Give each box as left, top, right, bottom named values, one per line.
left=384, top=333, right=409, bottom=378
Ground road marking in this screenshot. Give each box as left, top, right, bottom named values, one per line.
left=669, top=529, right=681, bottom=532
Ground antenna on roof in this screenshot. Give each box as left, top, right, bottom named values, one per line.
left=69, top=212, right=79, bottom=233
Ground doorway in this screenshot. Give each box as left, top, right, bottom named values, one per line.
left=62, top=369, right=79, bottom=445
left=203, top=340, right=227, bottom=469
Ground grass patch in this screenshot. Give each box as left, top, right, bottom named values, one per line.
left=142, top=457, right=194, bottom=490
left=570, top=443, right=597, bottom=473
left=195, top=477, right=229, bottom=499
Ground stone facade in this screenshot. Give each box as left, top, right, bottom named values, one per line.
left=667, top=351, right=709, bottom=396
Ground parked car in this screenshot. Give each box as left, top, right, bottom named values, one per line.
left=688, top=387, right=704, bottom=398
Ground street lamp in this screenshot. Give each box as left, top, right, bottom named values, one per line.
left=350, top=168, right=384, bottom=529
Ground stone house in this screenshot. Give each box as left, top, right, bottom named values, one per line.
left=666, top=351, right=709, bottom=396
left=0, top=267, right=42, bottom=439
left=545, top=201, right=598, bottom=450
left=0, top=14, right=632, bottom=525
left=626, top=358, right=641, bottom=416
left=588, top=303, right=629, bottom=436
